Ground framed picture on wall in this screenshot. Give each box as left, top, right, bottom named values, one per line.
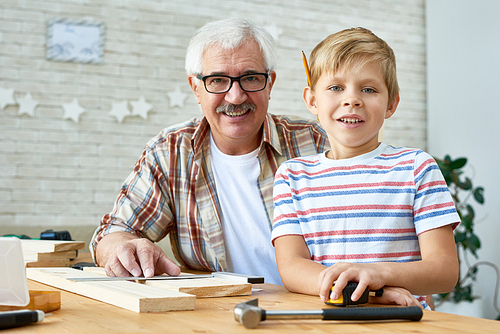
left=46, top=18, right=105, bottom=64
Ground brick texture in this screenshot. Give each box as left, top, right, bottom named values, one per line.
left=0, top=0, right=426, bottom=234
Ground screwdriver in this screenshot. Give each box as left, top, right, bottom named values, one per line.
left=0, top=310, right=46, bottom=329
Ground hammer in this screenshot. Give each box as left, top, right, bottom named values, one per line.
left=234, top=298, right=423, bottom=329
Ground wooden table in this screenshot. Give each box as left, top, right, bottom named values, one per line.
left=3, top=279, right=498, bottom=333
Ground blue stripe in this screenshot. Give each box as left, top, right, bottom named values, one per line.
left=321, top=258, right=420, bottom=266
left=306, top=235, right=417, bottom=246
left=374, top=150, right=416, bottom=160
left=286, top=159, right=321, bottom=168
left=414, top=208, right=458, bottom=222
left=272, top=210, right=413, bottom=229
left=414, top=164, right=439, bottom=183
left=415, top=186, right=449, bottom=199
left=290, top=187, right=415, bottom=201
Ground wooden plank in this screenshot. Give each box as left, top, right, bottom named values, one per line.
left=82, top=267, right=252, bottom=298
left=23, top=250, right=78, bottom=261
left=25, top=258, right=70, bottom=267
left=20, top=240, right=85, bottom=253
left=145, top=277, right=251, bottom=298
left=0, top=290, right=61, bottom=313
left=26, top=268, right=196, bottom=313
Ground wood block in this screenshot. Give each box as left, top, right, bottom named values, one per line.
left=23, top=250, right=78, bottom=261
left=145, top=277, right=251, bottom=298
left=0, top=291, right=61, bottom=313
left=20, top=240, right=85, bottom=253
left=81, top=267, right=252, bottom=298
left=26, top=268, right=196, bottom=313
left=25, top=258, right=70, bottom=267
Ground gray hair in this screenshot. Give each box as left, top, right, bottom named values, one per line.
left=185, top=19, right=277, bottom=76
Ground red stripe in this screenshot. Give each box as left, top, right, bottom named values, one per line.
left=414, top=201, right=456, bottom=214
left=286, top=159, right=414, bottom=177
left=303, top=228, right=416, bottom=239
left=290, top=181, right=414, bottom=194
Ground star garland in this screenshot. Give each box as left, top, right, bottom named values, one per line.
left=0, top=85, right=193, bottom=123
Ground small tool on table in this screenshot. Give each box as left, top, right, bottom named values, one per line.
left=234, top=298, right=422, bottom=329
left=0, top=310, right=46, bottom=329
left=326, top=281, right=384, bottom=306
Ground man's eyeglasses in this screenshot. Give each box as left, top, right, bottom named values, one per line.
left=196, top=73, right=269, bottom=94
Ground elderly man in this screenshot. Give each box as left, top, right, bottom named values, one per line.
left=91, top=19, right=328, bottom=285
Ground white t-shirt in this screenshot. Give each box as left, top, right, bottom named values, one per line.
left=210, top=134, right=282, bottom=285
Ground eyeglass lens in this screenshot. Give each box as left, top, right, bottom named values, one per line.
left=205, top=74, right=267, bottom=93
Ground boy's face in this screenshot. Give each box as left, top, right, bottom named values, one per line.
left=303, top=60, right=399, bottom=160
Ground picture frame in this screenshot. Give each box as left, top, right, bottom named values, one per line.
left=46, top=18, right=105, bottom=64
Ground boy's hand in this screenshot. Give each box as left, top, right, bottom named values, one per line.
left=369, top=286, right=423, bottom=308
left=318, top=262, right=384, bottom=303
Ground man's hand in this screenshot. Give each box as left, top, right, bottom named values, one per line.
left=96, top=232, right=181, bottom=278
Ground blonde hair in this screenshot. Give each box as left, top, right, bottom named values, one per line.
left=308, top=27, right=399, bottom=102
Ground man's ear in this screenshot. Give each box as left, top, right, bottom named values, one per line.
left=266, top=71, right=277, bottom=100
left=385, top=93, right=400, bottom=119
left=303, top=86, right=318, bottom=117
left=188, top=74, right=201, bottom=104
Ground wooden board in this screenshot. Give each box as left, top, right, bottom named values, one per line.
left=82, top=267, right=252, bottom=298
left=26, top=268, right=196, bottom=313
left=21, top=240, right=85, bottom=252
left=0, top=290, right=61, bottom=313
left=21, top=240, right=84, bottom=267
left=25, top=258, right=70, bottom=267
left=23, top=250, right=78, bottom=261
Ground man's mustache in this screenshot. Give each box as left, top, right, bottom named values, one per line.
left=216, top=103, right=256, bottom=114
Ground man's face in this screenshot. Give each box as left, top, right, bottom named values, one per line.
left=188, top=40, right=276, bottom=155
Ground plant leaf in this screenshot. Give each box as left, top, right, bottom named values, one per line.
left=458, top=177, right=472, bottom=190
left=450, top=157, right=467, bottom=170
left=473, top=187, right=484, bottom=204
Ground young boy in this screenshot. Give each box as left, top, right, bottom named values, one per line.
left=271, top=28, right=459, bottom=309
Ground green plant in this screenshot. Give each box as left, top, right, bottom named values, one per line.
left=434, top=155, right=499, bottom=320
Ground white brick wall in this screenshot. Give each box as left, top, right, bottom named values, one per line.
left=0, top=0, right=426, bottom=237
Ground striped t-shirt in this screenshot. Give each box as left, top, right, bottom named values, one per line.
left=272, top=143, right=459, bottom=306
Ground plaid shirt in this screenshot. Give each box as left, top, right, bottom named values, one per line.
left=90, top=114, right=328, bottom=271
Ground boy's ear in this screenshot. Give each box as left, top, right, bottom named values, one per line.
left=385, top=93, right=400, bottom=119
left=303, top=86, right=318, bottom=116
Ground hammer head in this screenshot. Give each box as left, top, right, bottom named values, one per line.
left=234, top=298, right=263, bottom=329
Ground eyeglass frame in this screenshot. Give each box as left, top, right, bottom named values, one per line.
left=195, top=72, right=270, bottom=94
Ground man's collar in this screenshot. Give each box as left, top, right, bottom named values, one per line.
left=191, top=114, right=283, bottom=155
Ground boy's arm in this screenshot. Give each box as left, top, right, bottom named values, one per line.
left=275, top=234, right=427, bottom=308
left=274, top=234, right=325, bottom=296
left=320, top=224, right=458, bottom=303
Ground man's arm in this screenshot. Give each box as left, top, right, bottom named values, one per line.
left=96, top=231, right=180, bottom=278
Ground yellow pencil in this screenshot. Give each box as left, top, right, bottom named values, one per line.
left=302, top=51, right=312, bottom=86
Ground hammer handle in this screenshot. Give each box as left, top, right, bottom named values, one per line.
left=322, top=306, right=423, bottom=321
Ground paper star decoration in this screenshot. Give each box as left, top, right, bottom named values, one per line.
left=16, top=92, right=39, bottom=117
left=264, top=23, right=284, bottom=41
left=130, top=96, right=152, bottom=120
left=0, top=87, right=17, bottom=110
left=167, top=86, right=188, bottom=108
left=62, top=99, right=86, bottom=122
left=109, top=100, right=130, bottom=123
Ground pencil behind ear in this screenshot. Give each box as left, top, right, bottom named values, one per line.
left=303, top=86, right=318, bottom=117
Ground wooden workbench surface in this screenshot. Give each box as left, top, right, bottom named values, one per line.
left=3, top=279, right=498, bottom=333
